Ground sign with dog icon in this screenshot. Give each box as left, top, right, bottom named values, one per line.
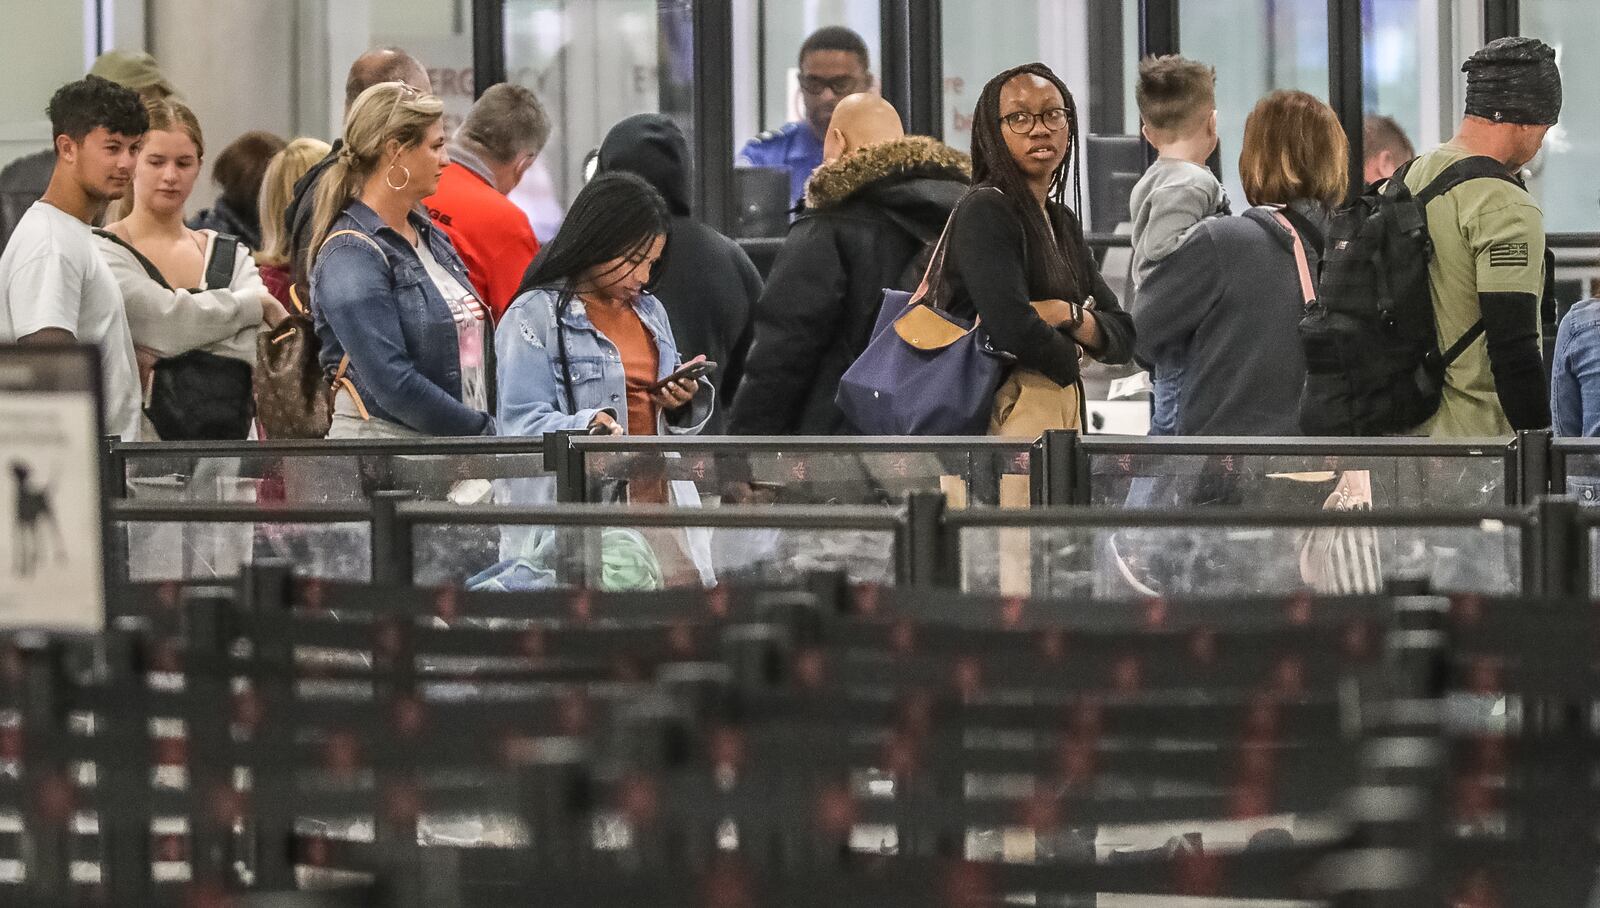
left=0, top=346, right=104, bottom=632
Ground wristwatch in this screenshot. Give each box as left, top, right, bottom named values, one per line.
left=1069, top=302, right=1085, bottom=328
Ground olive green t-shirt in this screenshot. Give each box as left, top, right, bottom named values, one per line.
left=1402, top=144, right=1546, bottom=439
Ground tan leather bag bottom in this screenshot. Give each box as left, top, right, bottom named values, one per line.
left=989, top=368, right=1082, bottom=438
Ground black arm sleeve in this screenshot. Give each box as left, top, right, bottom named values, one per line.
left=1480, top=290, right=1551, bottom=430
left=947, top=189, right=1084, bottom=387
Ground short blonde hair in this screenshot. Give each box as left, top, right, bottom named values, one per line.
left=256, top=137, right=332, bottom=268
left=1239, top=90, right=1349, bottom=208
left=1136, top=55, right=1216, bottom=136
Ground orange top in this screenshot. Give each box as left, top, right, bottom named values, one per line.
left=425, top=161, right=541, bottom=321
left=585, top=301, right=661, bottom=436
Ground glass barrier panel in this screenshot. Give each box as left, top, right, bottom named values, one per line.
left=120, top=521, right=371, bottom=583
left=583, top=447, right=1032, bottom=507
left=1087, top=454, right=1503, bottom=509
left=412, top=523, right=897, bottom=590
left=959, top=522, right=1520, bottom=598
left=123, top=452, right=547, bottom=505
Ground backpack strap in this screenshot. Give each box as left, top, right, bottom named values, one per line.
left=93, top=229, right=170, bottom=287
left=202, top=233, right=239, bottom=290
left=315, top=228, right=386, bottom=421
left=1413, top=156, right=1520, bottom=369
left=1275, top=206, right=1325, bottom=257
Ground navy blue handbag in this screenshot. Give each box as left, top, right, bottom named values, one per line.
left=836, top=219, right=1011, bottom=435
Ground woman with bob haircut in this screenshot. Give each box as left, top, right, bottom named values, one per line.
left=1134, top=89, right=1349, bottom=436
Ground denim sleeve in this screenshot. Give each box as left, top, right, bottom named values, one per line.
left=1552, top=312, right=1580, bottom=437
left=495, top=292, right=609, bottom=437
left=662, top=379, right=714, bottom=435
left=1552, top=304, right=1600, bottom=437
left=313, top=239, right=492, bottom=436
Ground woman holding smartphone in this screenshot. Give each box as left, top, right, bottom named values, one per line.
left=498, top=171, right=712, bottom=438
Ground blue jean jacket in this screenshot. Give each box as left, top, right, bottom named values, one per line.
left=497, top=286, right=714, bottom=437
left=311, top=200, right=493, bottom=436
left=1552, top=298, right=1600, bottom=438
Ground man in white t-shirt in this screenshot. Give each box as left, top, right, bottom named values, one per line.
left=0, top=76, right=148, bottom=440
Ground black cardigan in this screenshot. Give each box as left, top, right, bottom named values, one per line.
left=940, top=186, right=1134, bottom=386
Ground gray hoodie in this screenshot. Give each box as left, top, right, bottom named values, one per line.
left=1129, top=158, right=1229, bottom=292
left=1133, top=202, right=1328, bottom=436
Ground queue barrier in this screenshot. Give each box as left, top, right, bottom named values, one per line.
left=107, top=493, right=1594, bottom=599
left=11, top=571, right=1600, bottom=904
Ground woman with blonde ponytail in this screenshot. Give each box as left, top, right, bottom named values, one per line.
left=308, top=81, right=493, bottom=438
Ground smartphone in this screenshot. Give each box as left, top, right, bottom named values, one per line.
left=648, top=360, right=716, bottom=392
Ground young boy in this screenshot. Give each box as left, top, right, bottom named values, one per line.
left=1130, top=55, right=1228, bottom=436
left=0, top=76, right=147, bottom=440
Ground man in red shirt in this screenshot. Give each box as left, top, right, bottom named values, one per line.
left=425, top=83, right=550, bottom=321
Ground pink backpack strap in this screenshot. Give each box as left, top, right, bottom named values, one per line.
left=1271, top=210, right=1316, bottom=307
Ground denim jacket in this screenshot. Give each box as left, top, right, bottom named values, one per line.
left=311, top=200, right=493, bottom=436
left=497, top=286, right=713, bottom=437
left=1552, top=298, right=1600, bottom=438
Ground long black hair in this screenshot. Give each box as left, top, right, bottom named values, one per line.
left=967, top=62, right=1084, bottom=298
left=517, top=170, right=671, bottom=300
left=516, top=171, right=671, bottom=413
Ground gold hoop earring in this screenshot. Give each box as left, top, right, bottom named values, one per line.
left=385, top=163, right=411, bottom=192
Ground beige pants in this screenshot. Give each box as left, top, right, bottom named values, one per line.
left=989, top=368, right=1082, bottom=438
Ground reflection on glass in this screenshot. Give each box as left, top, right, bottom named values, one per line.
left=1182, top=0, right=1330, bottom=207
left=1522, top=0, right=1600, bottom=233
left=585, top=449, right=1031, bottom=506
left=503, top=0, right=694, bottom=233
left=960, top=523, right=1519, bottom=598
left=121, top=453, right=546, bottom=504
left=121, top=522, right=371, bottom=583
left=412, top=524, right=896, bottom=590
left=1089, top=455, right=1504, bottom=510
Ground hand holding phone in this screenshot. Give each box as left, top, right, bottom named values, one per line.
left=648, top=357, right=716, bottom=392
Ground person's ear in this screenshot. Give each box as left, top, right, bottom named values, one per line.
left=824, top=126, right=847, bottom=163
left=54, top=133, right=76, bottom=165
left=1139, top=123, right=1155, bottom=145
left=1208, top=109, right=1218, bottom=137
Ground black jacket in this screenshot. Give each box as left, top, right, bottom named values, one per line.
left=730, top=136, right=970, bottom=435
left=283, top=141, right=342, bottom=300
left=190, top=195, right=263, bottom=251
left=598, top=114, right=761, bottom=433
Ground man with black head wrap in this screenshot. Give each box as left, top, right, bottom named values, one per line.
left=1403, top=36, right=1561, bottom=437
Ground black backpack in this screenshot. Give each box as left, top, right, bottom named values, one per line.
left=1298, top=156, right=1521, bottom=435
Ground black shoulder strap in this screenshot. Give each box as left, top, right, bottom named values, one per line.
left=93, top=228, right=169, bottom=288
left=1275, top=206, right=1325, bottom=256
left=203, top=233, right=239, bottom=291
left=1415, top=155, right=1520, bottom=206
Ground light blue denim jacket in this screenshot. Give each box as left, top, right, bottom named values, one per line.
left=1553, top=298, right=1600, bottom=439
left=497, top=286, right=714, bottom=437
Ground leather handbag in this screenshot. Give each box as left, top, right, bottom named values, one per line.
left=836, top=217, right=1011, bottom=435
left=255, top=230, right=369, bottom=438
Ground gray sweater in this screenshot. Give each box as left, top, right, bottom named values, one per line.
left=1129, top=158, right=1228, bottom=292
left=1132, top=203, right=1328, bottom=436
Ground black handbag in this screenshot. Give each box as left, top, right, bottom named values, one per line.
left=96, top=230, right=256, bottom=440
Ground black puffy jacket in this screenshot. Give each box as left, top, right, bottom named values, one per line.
left=730, top=136, right=969, bottom=435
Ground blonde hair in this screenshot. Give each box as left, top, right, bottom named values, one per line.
left=307, top=81, right=444, bottom=263
left=256, top=137, right=332, bottom=267
left=1239, top=90, right=1349, bottom=209
left=108, top=96, right=204, bottom=223
left=1136, top=55, right=1216, bottom=136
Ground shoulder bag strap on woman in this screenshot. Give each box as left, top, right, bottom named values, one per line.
left=1270, top=211, right=1318, bottom=309
left=317, top=228, right=387, bottom=420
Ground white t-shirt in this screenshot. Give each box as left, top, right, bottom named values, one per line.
left=415, top=237, right=489, bottom=412
left=0, top=201, right=141, bottom=440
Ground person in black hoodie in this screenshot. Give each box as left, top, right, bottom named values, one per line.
left=596, top=113, right=761, bottom=433
left=730, top=94, right=970, bottom=435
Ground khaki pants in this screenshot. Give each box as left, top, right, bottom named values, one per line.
left=989, top=368, right=1082, bottom=438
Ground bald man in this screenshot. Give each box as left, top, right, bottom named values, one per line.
left=821, top=93, right=906, bottom=163
left=731, top=97, right=972, bottom=434
left=285, top=47, right=433, bottom=297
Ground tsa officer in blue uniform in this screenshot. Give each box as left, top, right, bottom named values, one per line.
left=737, top=25, right=874, bottom=212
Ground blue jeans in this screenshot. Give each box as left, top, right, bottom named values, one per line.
left=1149, top=367, right=1183, bottom=436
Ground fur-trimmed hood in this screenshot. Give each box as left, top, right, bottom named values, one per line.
left=803, top=136, right=970, bottom=211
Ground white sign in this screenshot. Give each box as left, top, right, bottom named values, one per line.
left=0, top=347, right=104, bottom=633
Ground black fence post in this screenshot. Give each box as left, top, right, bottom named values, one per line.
left=241, top=562, right=296, bottom=892
left=1533, top=496, right=1583, bottom=598
left=1030, top=430, right=1078, bottom=506
left=370, top=491, right=416, bottom=586
left=546, top=430, right=587, bottom=503
left=18, top=639, right=70, bottom=905
left=903, top=491, right=946, bottom=587
left=1513, top=429, right=1553, bottom=505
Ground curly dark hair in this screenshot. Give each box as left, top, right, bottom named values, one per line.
left=47, top=75, right=148, bottom=144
